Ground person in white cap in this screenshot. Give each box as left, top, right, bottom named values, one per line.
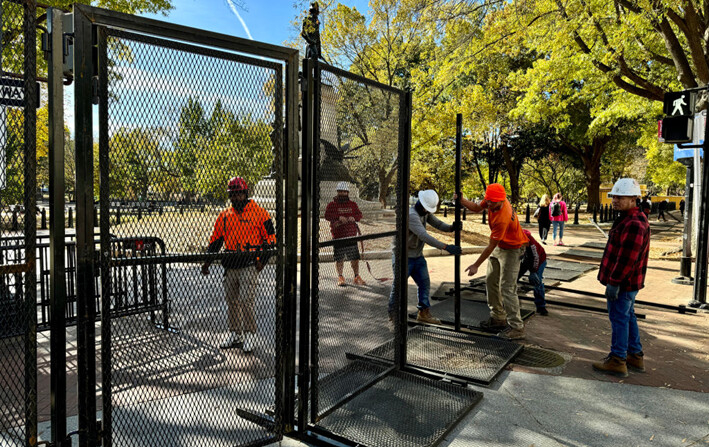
left=593, top=178, right=650, bottom=378
left=324, top=181, right=367, bottom=286
left=388, top=189, right=462, bottom=325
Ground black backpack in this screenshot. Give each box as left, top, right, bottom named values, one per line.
left=551, top=202, right=561, bottom=217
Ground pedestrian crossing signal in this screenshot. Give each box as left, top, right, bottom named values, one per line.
left=661, top=116, right=693, bottom=143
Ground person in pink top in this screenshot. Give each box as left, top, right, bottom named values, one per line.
left=549, top=193, right=569, bottom=246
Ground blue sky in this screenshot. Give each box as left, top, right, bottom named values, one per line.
left=142, top=0, right=370, bottom=49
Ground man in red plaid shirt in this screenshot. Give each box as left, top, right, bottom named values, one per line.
left=593, top=178, right=650, bottom=378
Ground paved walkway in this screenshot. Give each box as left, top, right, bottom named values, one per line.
left=275, top=218, right=709, bottom=447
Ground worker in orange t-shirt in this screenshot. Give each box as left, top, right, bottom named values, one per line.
left=456, top=183, right=528, bottom=340
left=201, top=176, right=276, bottom=352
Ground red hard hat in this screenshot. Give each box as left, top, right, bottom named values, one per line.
left=227, top=177, right=248, bottom=193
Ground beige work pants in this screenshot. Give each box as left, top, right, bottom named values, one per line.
left=486, top=246, right=525, bottom=331
left=223, top=267, right=259, bottom=334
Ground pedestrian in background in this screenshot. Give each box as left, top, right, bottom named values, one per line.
left=641, top=196, right=652, bottom=217
left=550, top=192, right=568, bottom=246
left=593, top=178, right=650, bottom=378
left=202, top=176, right=276, bottom=352
left=534, top=194, right=551, bottom=245
left=324, top=181, right=366, bottom=287
left=679, top=199, right=686, bottom=217
left=519, top=229, right=548, bottom=315
left=458, top=184, right=528, bottom=340
left=388, top=189, right=461, bottom=326
left=658, top=199, right=668, bottom=222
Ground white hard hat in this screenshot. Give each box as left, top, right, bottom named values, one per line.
left=418, top=190, right=439, bottom=212
left=336, top=181, right=350, bottom=192
left=608, top=178, right=641, bottom=197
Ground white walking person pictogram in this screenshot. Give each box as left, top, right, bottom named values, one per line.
left=672, top=95, right=687, bottom=115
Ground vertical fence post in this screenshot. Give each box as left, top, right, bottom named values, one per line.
left=482, top=209, right=486, bottom=224
left=12, top=209, right=18, bottom=231
left=116, top=208, right=121, bottom=225
left=462, top=208, right=467, bottom=220
left=41, top=208, right=47, bottom=229
left=48, top=9, right=67, bottom=445
left=592, top=204, right=597, bottom=223
left=68, top=207, right=73, bottom=228
left=525, top=204, right=530, bottom=224
left=454, top=114, right=462, bottom=332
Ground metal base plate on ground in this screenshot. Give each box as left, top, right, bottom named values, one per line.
left=558, top=248, right=604, bottom=260
left=364, top=326, right=522, bottom=385
left=578, top=241, right=606, bottom=250
left=316, top=368, right=482, bottom=447
left=545, top=259, right=597, bottom=273
left=409, top=297, right=535, bottom=329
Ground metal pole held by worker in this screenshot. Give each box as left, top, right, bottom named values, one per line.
left=454, top=114, right=463, bottom=331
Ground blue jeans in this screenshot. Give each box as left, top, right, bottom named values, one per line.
left=552, top=221, right=565, bottom=240
left=388, top=256, right=430, bottom=313
left=528, top=260, right=546, bottom=309
left=607, top=290, right=642, bottom=359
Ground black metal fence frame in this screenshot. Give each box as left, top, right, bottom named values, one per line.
left=67, top=5, right=300, bottom=446
left=297, top=56, right=412, bottom=437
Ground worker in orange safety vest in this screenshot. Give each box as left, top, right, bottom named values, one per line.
left=202, top=176, right=276, bottom=352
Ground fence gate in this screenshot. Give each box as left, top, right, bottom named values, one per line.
left=298, top=58, right=482, bottom=447
left=0, top=0, right=38, bottom=445
left=69, top=5, right=299, bottom=446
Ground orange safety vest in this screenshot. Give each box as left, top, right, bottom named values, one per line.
left=209, top=200, right=276, bottom=252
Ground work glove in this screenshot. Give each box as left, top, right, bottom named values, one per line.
left=444, top=245, right=462, bottom=256
left=451, top=221, right=463, bottom=231
left=605, top=284, right=620, bottom=301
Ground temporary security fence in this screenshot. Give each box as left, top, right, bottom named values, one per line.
left=298, top=57, right=483, bottom=447
left=0, top=0, right=38, bottom=446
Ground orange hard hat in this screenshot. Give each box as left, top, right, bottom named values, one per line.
left=484, top=183, right=506, bottom=202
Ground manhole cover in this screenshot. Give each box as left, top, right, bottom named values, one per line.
left=512, top=346, right=566, bottom=368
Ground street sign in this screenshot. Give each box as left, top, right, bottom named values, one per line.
left=664, top=91, right=696, bottom=116
left=0, top=77, right=40, bottom=108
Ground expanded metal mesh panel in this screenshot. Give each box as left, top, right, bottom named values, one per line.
left=366, top=326, right=522, bottom=384
left=1, top=0, right=37, bottom=445
left=317, top=370, right=482, bottom=447
left=310, top=64, right=405, bottom=422
left=100, top=29, right=285, bottom=447
left=409, top=297, right=535, bottom=329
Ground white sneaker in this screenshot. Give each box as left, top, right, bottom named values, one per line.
left=242, top=332, right=255, bottom=353
left=220, top=332, right=243, bottom=349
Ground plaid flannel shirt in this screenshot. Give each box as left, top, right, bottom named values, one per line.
left=598, top=207, right=650, bottom=291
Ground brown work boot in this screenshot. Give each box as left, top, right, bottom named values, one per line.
left=626, top=352, right=646, bottom=372
left=479, top=316, right=507, bottom=331
left=353, top=275, right=366, bottom=285
left=337, top=275, right=346, bottom=287
left=497, top=327, right=525, bottom=340
left=592, top=354, right=628, bottom=378
left=416, top=308, right=441, bottom=325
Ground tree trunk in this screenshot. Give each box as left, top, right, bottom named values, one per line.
left=501, top=144, right=520, bottom=204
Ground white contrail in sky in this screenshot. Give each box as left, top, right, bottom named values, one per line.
left=224, top=0, right=253, bottom=40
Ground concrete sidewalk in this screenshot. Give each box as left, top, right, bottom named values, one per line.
left=275, top=219, right=709, bottom=447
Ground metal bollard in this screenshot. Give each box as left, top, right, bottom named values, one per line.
left=138, top=207, right=142, bottom=221
left=482, top=209, right=486, bottom=224
left=525, top=204, right=530, bottom=224
left=573, top=203, right=579, bottom=225
left=592, top=204, right=597, bottom=223
left=68, top=207, right=73, bottom=228
left=41, top=208, right=47, bottom=230
left=12, top=209, right=18, bottom=231
left=444, top=207, right=448, bottom=218
left=93, top=207, right=98, bottom=226
left=116, top=208, right=121, bottom=225
left=463, top=208, right=467, bottom=220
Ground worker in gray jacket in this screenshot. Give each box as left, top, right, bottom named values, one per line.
left=388, top=190, right=462, bottom=325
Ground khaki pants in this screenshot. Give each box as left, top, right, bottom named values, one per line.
left=486, top=246, right=525, bottom=331
left=223, top=267, right=259, bottom=334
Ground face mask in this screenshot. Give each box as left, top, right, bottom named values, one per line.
left=231, top=196, right=248, bottom=211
